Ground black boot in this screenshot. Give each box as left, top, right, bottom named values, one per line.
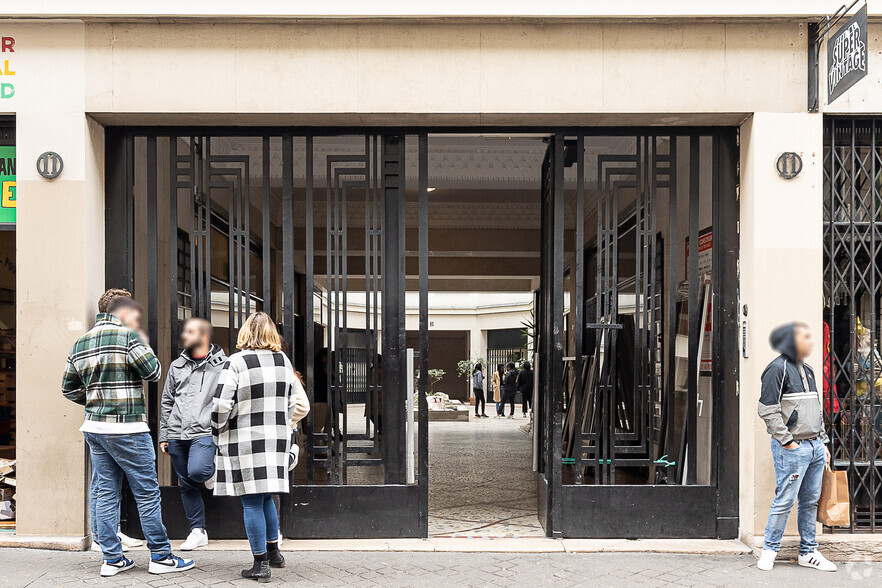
left=241, top=553, right=271, bottom=583
left=266, top=540, right=286, bottom=568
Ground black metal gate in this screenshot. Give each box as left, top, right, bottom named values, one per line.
left=105, top=126, right=737, bottom=540
left=106, top=130, right=429, bottom=539
left=823, top=117, right=882, bottom=532
left=536, top=131, right=739, bottom=538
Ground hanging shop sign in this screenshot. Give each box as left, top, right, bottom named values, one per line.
left=827, top=4, right=868, bottom=104
left=0, top=146, right=14, bottom=224
left=0, top=36, right=13, bottom=100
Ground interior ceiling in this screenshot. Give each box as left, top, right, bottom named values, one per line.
left=203, top=134, right=645, bottom=292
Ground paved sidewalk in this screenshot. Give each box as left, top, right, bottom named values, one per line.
left=0, top=549, right=879, bottom=587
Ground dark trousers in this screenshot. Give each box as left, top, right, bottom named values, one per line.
left=167, top=436, right=216, bottom=531
left=521, top=390, right=532, bottom=414
left=500, top=390, right=517, bottom=416
left=473, top=388, right=486, bottom=415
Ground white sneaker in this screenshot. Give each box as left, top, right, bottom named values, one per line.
left=798, top=549, right=837, bottom=572
left=180, top=528, right=209, bottom=551
left=100, top=557, right=134, bottom=577
left=117, top=531, right=142, bottom=548
left=148, top=554, right=195, bottom=575
left=757, top=549, right=777, bottom=571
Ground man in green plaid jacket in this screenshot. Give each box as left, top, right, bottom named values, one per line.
left=61, top=296, right=195, bottom=578
left=62, top=311, right=161, bottom=423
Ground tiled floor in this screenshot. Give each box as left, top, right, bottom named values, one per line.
left=428, top=413, right=543, bottom=538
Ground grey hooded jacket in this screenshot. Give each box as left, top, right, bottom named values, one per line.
left=758, top=324, right=829, bottom=446
left=159, top=344, right=227, bottom=442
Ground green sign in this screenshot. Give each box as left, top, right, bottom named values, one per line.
left=0, top=146, right=14, bottom=223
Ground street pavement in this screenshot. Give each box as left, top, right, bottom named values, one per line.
left=0, top=549, right=879, bottom=587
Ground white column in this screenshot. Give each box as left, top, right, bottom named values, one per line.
left=738, top=112, right=823, bottom=545
left=12, top=21, right=102, bottom=539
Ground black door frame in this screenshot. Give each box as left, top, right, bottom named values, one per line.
left=536, top=129, right=740, bottom=539
left=105, top=125, right=738, bottom=540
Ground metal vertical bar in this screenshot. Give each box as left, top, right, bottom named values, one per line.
left=686, top=135, right=700, bottom=485
left=635, top=137, right=645, bottom=455
left=204, top=138, right=213, bottom=324
left=227, top=163, right=236, bottom=352
left=848, top=120, right=857, bottom=529
left=305, top=136, right=315, bottom=484
left=646, top=136, right=656, bottom=456
left=146, top=136, right=159, bottom=443
left=243, top=159, right=251, bottom=316
left=573, top=136, right=585, bottom=484
left=341, top=171, right=350, bottom=484
left=381, top=135, right=406, bottom=485
left=331, top=155, right=341, bottom=484
left=190, top=139, right=200, bottom=318
left=665, top=137, right=678, bottom=482
left=169, top=137, right=179, bottom=356
left=282, top=135, right=295, bottom=361
left=325, top=142, right=336, bottom=483
left=418, top=133, right=430, bottom=536
left=608, top=158, right=620, bottom=485
left=714, top=128, right=741, bottom=537
left=262, top=137, right=272, bottom=314
left=372, top=137, right=381, bottom=455
left=595, top=153, right=606, bottom=485
left=870, top=120, right=878, bottom=532
left=549, top=135, right=565, bottom=537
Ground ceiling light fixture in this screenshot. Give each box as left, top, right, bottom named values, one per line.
left=426, top=187, right=436, bottom=192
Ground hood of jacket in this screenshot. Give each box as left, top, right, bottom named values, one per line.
left=769, top=323, right=798, bottom=362
left=179, top=343, right=226, bottom=368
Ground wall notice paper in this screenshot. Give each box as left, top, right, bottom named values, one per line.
left=0, top=146, right=14, bottom=224
left=686, top=228, right=713, bottom=372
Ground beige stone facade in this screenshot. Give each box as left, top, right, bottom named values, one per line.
left=1, top=7, right=880, bottom=546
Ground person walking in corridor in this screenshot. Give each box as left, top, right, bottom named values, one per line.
left=517, top=361, right=534, bottom=418
left=212, top=312, right=310, bottom=582
left=472, top=363, right=487, bottom=418
left=62, top=296, right=195, bottom=577
left=493, top=364, right=504, bottom=417
left=159, top=317, right=227, bottom=551
left=756, top=322, right=837, bottom=573
left=501, top=362, right=518, bottom=418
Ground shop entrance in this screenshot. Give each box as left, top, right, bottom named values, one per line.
left=106, top=127, right=738, bottom=540
left=0, top=118, right=13, bottom=534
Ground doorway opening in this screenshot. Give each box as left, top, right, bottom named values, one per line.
left=414, top=135, right=546, bottom=537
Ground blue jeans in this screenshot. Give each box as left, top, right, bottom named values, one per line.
left=167, top=437, right=216, bottom=531
left=84, top=432, right=171, bottom=560
left=763, top=437, right=826, bottom=554
left=240, top=494, right=279, bottom=555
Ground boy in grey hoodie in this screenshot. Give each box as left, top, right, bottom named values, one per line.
left=756, top=322, right=836, bottom=572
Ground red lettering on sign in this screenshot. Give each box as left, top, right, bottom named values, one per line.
left=1, top=38, right=14, bottom=53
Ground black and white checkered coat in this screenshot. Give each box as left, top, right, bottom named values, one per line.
left=211, top=349, right=309, bottom=497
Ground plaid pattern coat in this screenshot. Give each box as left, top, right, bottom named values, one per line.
left=61, top=313, right=162, bottom=423
left=212, top=349, right=309, bottom=497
